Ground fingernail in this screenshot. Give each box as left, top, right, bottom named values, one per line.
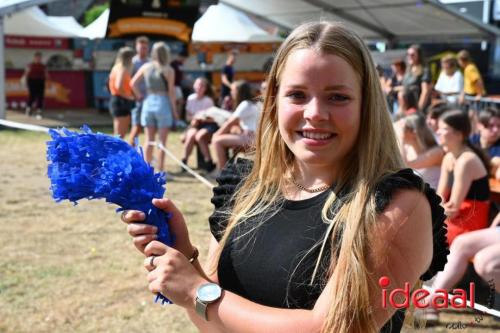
left=139, top=212, right=146, bottom=219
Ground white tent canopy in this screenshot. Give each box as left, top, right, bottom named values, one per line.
left=192, top=3, right=282, bottom=43
left=81, top=8, right=108, bottom=39
left=47, top=16, right=85, bottom=37
left=220, top=0, right=500, bottom=43
left=5, top=6, right=83, bottom=37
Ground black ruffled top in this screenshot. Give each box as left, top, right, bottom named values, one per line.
left=208, top=158, right=449, bottom=331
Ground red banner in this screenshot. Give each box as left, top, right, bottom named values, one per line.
left=5, top=35, right=70, bottom=49
left=6, top=70, right=87, bottom=109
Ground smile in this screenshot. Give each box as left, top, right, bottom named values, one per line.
left=298, top=131, right=336, bottom=140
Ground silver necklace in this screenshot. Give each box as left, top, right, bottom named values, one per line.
left=290, top=176, right=331, bottom=193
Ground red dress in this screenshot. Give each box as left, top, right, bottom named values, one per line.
left=445, top=172, right=490, bottom=245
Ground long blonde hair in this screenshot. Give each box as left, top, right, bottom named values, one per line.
left=214, top=22, right=406, bottom=332
left=112, top=46, right=134, bottom=73
left=151, top=41, right=170, bottom=67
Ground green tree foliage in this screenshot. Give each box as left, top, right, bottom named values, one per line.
left=83, top=3, right=109, bottom=27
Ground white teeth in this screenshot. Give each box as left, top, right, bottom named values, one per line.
left=301, top=131, right=333, bottom=140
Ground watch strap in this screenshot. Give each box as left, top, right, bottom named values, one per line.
left=195, top=297, right=208, bottom=320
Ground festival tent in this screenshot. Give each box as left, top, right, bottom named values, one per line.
left=191, top=3, right=282, bottom=43
left=4, top=6, right=83, bottom=37
left=47, top=16, right=85, bottom=37
left=219, top=0, right=500, bottom=43
left=81, top=8, right=109, bottom=40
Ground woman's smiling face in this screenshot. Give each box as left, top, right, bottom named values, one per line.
left=277, top=48, right=362, bottom=171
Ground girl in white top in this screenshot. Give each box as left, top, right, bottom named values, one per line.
left=231, top=100, right=260, bottom=132
left=212, top=80, right=260, bottom=171
left=181, top=77, right=216, bottom=170
left=185, top=78, right=214, bottom=122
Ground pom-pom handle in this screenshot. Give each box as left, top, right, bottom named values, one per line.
left=144, top=206, right=175, bottom=247
left=145, top=206, right=175, bottom=304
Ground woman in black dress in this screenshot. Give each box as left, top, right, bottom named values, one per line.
left=122, top=22, right=448, bottom=333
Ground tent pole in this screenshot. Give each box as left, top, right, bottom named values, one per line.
left=0, top=15, right=5, bottom=120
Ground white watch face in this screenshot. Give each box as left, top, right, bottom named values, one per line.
left=197, top=283, right=222, bottom=302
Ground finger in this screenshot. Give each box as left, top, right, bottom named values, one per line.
left=147, top=269, right=159, bottom=283
left=152, top=198, right=189, bottom=236
left=152, top=198, right=181, bottom=215
left=144, top=241, right=168, bottom=257
left=121, top=210, right=146, bottom=224
left=133, top=234, right=158, bottom=253
left=127, top=223, right=158, bottom=237
left=148, top=280, right=162, bottom=294
left=144, top=255, right=157, bottom=271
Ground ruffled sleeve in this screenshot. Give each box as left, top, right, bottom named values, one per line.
left=374, top=168, right=449, bottom=281
left=208, top=158, right=253, bottom=241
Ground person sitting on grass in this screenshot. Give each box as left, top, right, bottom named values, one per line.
left=180, top=77, right=216, bottom=172
left=211, top=80, right=261, bottom=173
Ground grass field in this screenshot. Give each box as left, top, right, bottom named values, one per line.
left=1, top=128, right=499, bottom=333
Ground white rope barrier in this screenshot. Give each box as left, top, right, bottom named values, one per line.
left=152, top=142, right=215, bottom=189
left=0, top=119, right=50, bottom=133
left=422, top=285, right=500, bottom=318
left=0, top=119, right=216, bottom=189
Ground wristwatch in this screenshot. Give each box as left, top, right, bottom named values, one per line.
left=195, top=283, right=222, bottom=320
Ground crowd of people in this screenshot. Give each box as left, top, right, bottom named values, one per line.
left=381, top=46, right=499, bottom=323
left=107, top=36, right=263, bottom=176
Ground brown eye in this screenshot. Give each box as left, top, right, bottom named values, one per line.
left=286, top=91, right=306, bottom=100
left=329, top=94, right=350, bottom=102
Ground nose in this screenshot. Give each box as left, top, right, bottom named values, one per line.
left=303, top=97, right=329, bottom=122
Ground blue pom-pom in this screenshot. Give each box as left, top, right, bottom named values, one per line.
left=47, top=126, right=174, bottom=304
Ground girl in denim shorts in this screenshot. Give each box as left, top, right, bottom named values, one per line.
left=131, top=42, right=179, bottom=171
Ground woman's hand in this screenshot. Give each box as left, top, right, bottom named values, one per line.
left=443, top=201, right=459, bottom=219
left=121, top=198, right=195, bottom=258
left=191, top=118, right=201, bottom=127
left=144, top=241, right=207, bottom=308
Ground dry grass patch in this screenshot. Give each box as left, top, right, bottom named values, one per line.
left=1, top=128, right=499, bottom=333
left=0, top=129, right=210, bottom=333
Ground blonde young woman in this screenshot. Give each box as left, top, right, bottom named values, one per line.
left=108, top=46, right=135, bottom=138
left=131, top=42, right=179, bottom=171
left=121, top=22, right=448, bottom=333
left=399, top=113, right=444, bottom=189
